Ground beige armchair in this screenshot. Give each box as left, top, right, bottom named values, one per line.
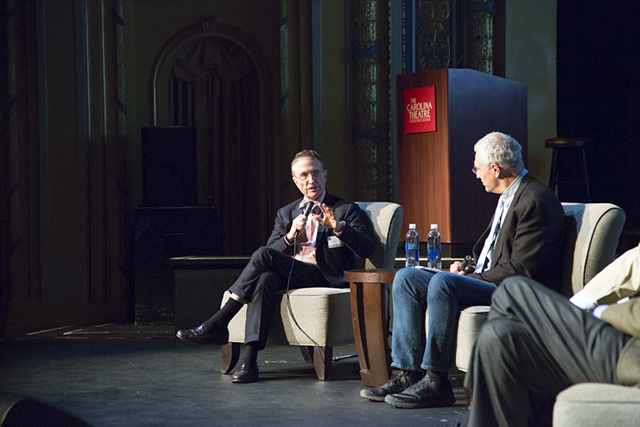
left=551, top=207, right=640, bottom=426
left=219, top=201, right=404, bottom=380
left=453, top=202, right=626, bottom=371
left=553, top=383, right=640, bottom=426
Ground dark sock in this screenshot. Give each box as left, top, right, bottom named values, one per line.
left=407, top=370, right=424, bottom=381
left=427, top=370, right=449, bottom=387
left=200, top=298, right=242, bottom=332
left=242, top=342, right=259, bottom=366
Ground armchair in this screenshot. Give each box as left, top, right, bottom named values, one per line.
left=554, top=383, right=640, bottom=426
left=219, top=201, right=404, bottom=380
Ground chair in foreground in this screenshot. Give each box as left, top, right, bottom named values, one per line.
left=219, top=201, right=404, bottom=380
left=552, top=204, right=640, bottom=426
left=553, top=383, right=640, bottom=427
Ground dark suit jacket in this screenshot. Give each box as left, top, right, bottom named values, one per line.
left=265, top=193, right=378, bottom=287
left=469, top=173, right=566, bottom=292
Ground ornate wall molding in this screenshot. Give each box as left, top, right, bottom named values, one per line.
left=416, top=0, right=451, bottom=70
left=462, top=0, right=494, bottom=74
left=407, top=0, right=496, bottom=74
left=350, top=0, right=392, bottom=201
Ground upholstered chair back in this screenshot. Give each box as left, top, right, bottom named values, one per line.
left=560, top=202, right=626, bottom=297
left=356, top=202, right=404, bottom=270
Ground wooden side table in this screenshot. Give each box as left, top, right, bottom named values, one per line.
left=345, top=268, right=398, bottom=387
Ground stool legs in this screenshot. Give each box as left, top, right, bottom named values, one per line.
left=579, top=148, right=591, bottom=202
left=548, top=146, right=590, bottom=202
left=549, top=148, right=559, bottom=188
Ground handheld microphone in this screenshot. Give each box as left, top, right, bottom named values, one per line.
left=294, top=201, right=315, bottom=238
left=303, top=201, right=315, bottom=218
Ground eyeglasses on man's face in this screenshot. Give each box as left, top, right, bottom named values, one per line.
left=472, top=164, right=494, bottom=176
left=294, top=169, right=324, bottom=182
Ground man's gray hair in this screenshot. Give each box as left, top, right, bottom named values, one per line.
left=474, top=132, right=524, bottom=176
left=291, top=149, right=325, bottom=174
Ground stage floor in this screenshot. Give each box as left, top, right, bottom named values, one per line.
left=0, top=323, right=469, bottom=426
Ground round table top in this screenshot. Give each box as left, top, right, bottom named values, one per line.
left=344, top=268, right=398, bottom=283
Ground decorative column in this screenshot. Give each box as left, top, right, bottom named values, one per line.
left=416, top=0, right=452, bottom=70
left=462, top=0, right=495, bottom=74
left=410, top=0, right=496, bottom=74
left=350, top=0, right=392, bottom=202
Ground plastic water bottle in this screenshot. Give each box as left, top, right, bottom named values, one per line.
left=427, top=224, right=441, bottom=269
left=405, top=224, right=419, bottom=267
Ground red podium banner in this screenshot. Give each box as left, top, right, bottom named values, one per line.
left=403, top=86, right=436, bottom=134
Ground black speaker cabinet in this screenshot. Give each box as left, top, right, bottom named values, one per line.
left=134, top=206, right=220, bottom=324
left=141, top=126, right=197, bottom=207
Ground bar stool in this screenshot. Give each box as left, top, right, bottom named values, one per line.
left=546, top=137, right=591, bottom=202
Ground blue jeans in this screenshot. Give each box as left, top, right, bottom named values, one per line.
left=391, top=268, right=497, bottom=373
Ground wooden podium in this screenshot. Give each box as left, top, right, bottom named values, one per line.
left=396, top=69, right=527, bottom=253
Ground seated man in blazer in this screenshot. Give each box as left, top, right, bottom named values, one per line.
left=463, top=243, right=640, bottom=426
left=361, top=132, right=566, bottom=408
left=176, top=149, right=378, bottom=383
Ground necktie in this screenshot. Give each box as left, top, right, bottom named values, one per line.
left=296, top=202, right=320, bottom=246
left=475, top=199, right=505, bottom=272
left=296, top=202, right=320, bottom=265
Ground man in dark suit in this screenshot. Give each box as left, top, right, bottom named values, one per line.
left=177, top=149, right=378, bottom=383
left=464, top=271, right=640, bottom=426
left=361, top=131, right=566, bottom=408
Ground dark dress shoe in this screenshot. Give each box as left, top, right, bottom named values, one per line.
left=232, top=363, right=259, bottom=383
left=175, top=327, right=229, bottom=345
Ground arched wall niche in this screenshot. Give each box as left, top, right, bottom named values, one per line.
left=150, top=17, right=275, bottom=254
left=152, top=17, right=271, bottom=127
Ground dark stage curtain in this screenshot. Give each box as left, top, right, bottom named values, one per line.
left=169, top=38, right=262, bottom=255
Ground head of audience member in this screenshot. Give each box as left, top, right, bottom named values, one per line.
left=473, top=132, right=525, bottom=194
left=291, top=149, right=328, bottom=202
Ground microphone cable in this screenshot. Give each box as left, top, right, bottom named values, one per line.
left=284, top=204, right=324, bottom=366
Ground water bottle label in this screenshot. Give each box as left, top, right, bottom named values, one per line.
left=406, top=242, right=415, bottom=250
left=427, top=249, right=436, bottom=261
